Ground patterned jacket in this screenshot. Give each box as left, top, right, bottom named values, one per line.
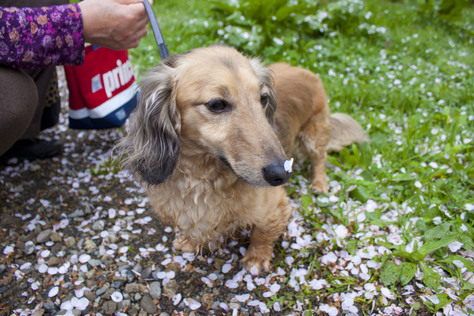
left=0, top=4, right=84, bottom=68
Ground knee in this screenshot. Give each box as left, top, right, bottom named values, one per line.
left=0, top=67, right=38, bottom=154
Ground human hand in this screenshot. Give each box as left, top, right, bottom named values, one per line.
left=79, top=0, right=152, bottom=50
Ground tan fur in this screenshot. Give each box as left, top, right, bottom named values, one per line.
left=118, top=46, right=368, bottom=272
left=270, top=63, right=369, bottom=193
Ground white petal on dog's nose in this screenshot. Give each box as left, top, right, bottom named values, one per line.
left=284, top=158, right=294, bottom=173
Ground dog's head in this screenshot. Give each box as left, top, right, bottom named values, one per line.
left=118, top=45, right=292, bottom=187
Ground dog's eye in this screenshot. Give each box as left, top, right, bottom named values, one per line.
left=261, top=93, right=270, bottom=108
left=206, top=99, right=231, bottom=113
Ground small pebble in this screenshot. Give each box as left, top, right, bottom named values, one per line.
left=141, top=266, right=153, bottom=279
left=124, top=283, right=141, bottom=293
left=163, top=280, right=178, bottom=297
left=50, top=232, right=62, bottom=242
left=36, top=229, right=53, bottom=243
left=84, top=290, right=97, bottom=302
left=65, top=237, right=76, bottom=248
left=140, top=294, right=158, bottom=314
left=31, top=308, right=45, bottom=316
left=47, top=257, right=61, bottom=266
left=96, top=286, right=107, bottom=296
left=88, top=259, right=102, bottom=267
left=149, top=281, right=162, bottom=300
left=102, top=301, right=117, bottom=314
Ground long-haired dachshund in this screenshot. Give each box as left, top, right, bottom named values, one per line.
left=117, top=45, right=369, bottom=272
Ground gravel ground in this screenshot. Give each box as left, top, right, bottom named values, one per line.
left=1, top=68, right=472, bottom=316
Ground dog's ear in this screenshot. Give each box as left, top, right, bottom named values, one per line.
left=117, top=56, right=181, bottom=185
left=249, top=58, right=277, bottom=124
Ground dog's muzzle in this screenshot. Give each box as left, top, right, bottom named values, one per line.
left=262, top=160, right=292, bottom=186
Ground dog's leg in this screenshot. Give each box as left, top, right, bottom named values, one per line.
left=173, top=236, right=197, bottom=253
left=299, top=111, right=331, bottom=194
left=242, top=194, right=292, bottom=273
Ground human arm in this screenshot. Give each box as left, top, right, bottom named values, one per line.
left=0, top=0, right=150, bottom=68
left=0, top=4, right=85, bottom=68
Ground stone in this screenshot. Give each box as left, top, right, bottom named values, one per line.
left=24, top=244, right=35, bottom=255
left=31, top=308, right=45, bottom=316
left=92, top=220, right=104, bottom=231
left=102, top=301, right=117, bottom=314
left=88, top=259, right=102, bottom=267
left=84, top=239, right=97, bottom=252
left=64, top=237, right=76, bottom=248
left=47, top=257, right=62, bottom=266
left=149, top=281, right=161, bottom=300
left=50, top=232, right=62, bottom=242
left=103, top=288, right=116, bottom=299
left=141, top=266, right=152, bottom=279
left=163, top=280, right=178, bottom=297
left=68, top=209, right=84, bottom=218
left=84, top=290, right=97, bottom=302
left=36, top=229, right=52, bottom=243
left=95, top=286, right=107, bottom=296
left=111, top=281, right=124, bottom=289
left=139, top=294, right=158, bottom=314
left=124, top=283, right=139, bottom=293
left=125, top=270, right=135, bottom=283
left=121, top=299, right=131, bottom=309
left=133, top=263, right=143, bottom=274
left=85, top=269, right=96, bottom=280
left=43, top=301, right=55, bottom=311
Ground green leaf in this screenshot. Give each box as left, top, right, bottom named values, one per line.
left=418, top=234, right=457, bottom=259
left=347, top=240, right=358, bottom=256
left=400, top=262, right=417, bottom=285
left=420, top=262, right=442, bottom=291
left=380, top=262, right=401, bottom=286
left=434, top=293, right=451, bottom=310
left=301, top=194, right=313, bottom=211
left=348, top=180, right=377, bottom=202
left=390, top=174, right=417, bottom=182
left=440, top=255, right=474, bottom=272
left=366, top=208, right=382, bottom=221
left=423, top=223, right=451, bottom=242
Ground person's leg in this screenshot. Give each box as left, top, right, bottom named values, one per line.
left=0, top=67, right=63, bottom=162
left=0, top=0, right=70, bottom=162
left=20, top=67, right=57, bottom=139
left=0, top=67, right=38, bottom=155
left=0, top=66, right=63, bottom=162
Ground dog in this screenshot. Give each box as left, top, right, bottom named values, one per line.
left=117, top=45, right=369, bottom=272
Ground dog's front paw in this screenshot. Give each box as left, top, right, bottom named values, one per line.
left=310, top=179, right=329, bottom=195
left=173, top=236, right=196, bottom=253
left=242, top=254, right=271, bottom=275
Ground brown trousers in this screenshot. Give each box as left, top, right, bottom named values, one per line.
left=0, top=0, right=68, bottom=155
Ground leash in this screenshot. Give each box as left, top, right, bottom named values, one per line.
left=142, top=0, right=169, bottom=60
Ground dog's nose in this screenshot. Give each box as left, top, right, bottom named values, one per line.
left=262, top=161, right=291, bottom=186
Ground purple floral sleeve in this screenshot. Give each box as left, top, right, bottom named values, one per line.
left=0, top=4, right=85, bottom=68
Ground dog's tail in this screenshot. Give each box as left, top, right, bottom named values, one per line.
left=326, top=113, right=370, bottom=152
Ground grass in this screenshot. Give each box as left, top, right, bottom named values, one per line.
left=127, top=0, right=473, bottom=314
